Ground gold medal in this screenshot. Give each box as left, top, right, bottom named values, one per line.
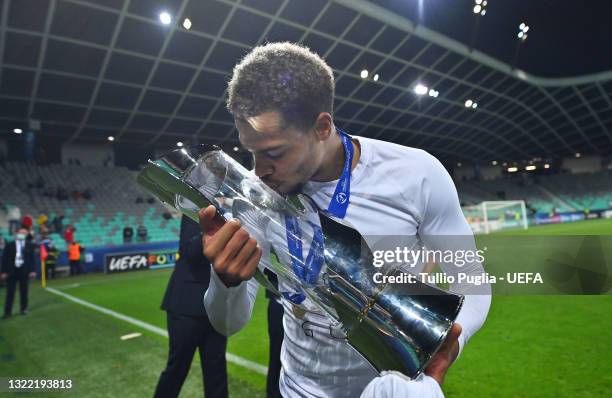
left=292, top=304, right=306, bottom=320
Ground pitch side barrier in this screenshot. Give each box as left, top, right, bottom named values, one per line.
left=534, top=208, right=612, bottom=225
left=40, top=241, right=179, bottom=275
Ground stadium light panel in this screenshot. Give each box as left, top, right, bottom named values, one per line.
left=414, top=84, right=428, bottom=95
left=176, top=141, right=183, bottom=147
left=465, top=99, right=473, bottom=107
left=457, top=162, right=462, bottom=167
left=373, top=74, right=380, bottom=82
left=107, top=136, right=114, bottom=141
left=492, top=160, right=498, bottom=165
left=159, top=12, right=172, bottom=25
left=544, top=164, right=550, bottom=169
left=575, top=153, right=581, bottom=158
left=518, top=23, right=530, bottom=42
left=525, top=165, right=536, bottom=171
left=507, top=167, right=518, bottom=172
left=13, top=128, right=22, bottom=134
left=360, top=69, right=369, bottom=79
left=233, top=146, right=239, bottom=152
left=182, top=18, right=192, bottom=30
left=474, top=0, right=487, bottom=16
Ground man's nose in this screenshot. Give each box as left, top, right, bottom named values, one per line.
left=253, top=156, right=274, bottom=178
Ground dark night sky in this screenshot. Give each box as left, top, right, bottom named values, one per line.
left=368, top=0, right=612, bottom=77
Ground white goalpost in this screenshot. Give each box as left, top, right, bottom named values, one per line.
left=462, top=200, right=528, bottom=234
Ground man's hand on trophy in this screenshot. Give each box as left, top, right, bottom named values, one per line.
left=425, top=323, right=462, bottom=386
left=198, top=205, right=262, bottom=287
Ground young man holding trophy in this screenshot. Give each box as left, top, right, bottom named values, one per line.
left=185, top=42, right=490, bottom=397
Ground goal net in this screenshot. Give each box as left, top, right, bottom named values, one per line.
left=463, top=200, right=528, bottom=234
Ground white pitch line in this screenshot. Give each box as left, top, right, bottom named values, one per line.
left=46, top=287, right=268, bottom=376
left=54, top=282, right=81, bottom=290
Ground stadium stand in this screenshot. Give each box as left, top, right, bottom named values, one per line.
left=0, top=161, right=180, bottom=250
left=457, top=170, right=612, bottom=215
left=3, top=160, right=610, bottom=246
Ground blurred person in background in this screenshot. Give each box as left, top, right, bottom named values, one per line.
left=68, top=240, right=83, bottom=276
left=123, top=225, right=134, bottom=244
left=0, top=202, right=9, bottom=234
left=2, top=228, right=36, bottom=318
left=46, top=244, right=60, bottom=280
left=137, top=225, right=148, bottom=242
left=64, top=225, right=75, bottom=244
left=264, top=269, right=284, bottom=398
left=22, top=214, right=33, bottom=232
left=37, top=211, right=48, bottom=232
left=41, top=238, right=59, bottom=279
left=154, top=216, right=228, bottom=398
left=8, top=204, right=21, bottom=235
left=52, top=213, right=64, bottom=234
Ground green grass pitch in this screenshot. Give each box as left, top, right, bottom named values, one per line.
left=1, top=219, right=611, bottom=397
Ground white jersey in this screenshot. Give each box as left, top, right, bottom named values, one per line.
left=204, top=135, right=491, bottom=397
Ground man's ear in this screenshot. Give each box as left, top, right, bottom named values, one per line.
left=312, top=112, right=334, bottom=141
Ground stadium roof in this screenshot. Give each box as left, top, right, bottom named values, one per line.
left=0, top=0, right=611, bottom=163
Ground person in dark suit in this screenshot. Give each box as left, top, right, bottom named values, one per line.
left=154, top=216, right=228, bottom=398
left=1, top=228, right=36, bottom=318
left=264, top=269, right=284, bottom=398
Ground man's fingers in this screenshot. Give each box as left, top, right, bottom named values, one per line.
left=197, top=204, right=260, bottom=284
left=202, top=219, right=243, bottom=260
left=198, top=206, right=213, bottom=234
left=445, top=323, right=462, bottom=346
left=198, top=206, right=225, bottom=236
left=239, top=246, right=262, bottom=280
left=215, top=227, right=250, bottom=266
left=231, top=238, right=258, bottom=267
left=436, top=323, right=462, bottom=357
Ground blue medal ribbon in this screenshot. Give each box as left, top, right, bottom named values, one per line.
left=282, top=216, right=325, bottom=304
left=326, top=129, right=353, bottom=219
left=282, top=291, right=307, bottom=304
left=281, top=129, right=353, bottom=305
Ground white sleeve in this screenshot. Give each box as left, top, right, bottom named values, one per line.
left=204, top=268, right=260, bottom=336
left=414, top=152, right=491, bottom=356
left=361, top=372, right=444, bottom=398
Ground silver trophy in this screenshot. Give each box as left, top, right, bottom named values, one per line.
left=138, top=144, right=464, bottom=379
